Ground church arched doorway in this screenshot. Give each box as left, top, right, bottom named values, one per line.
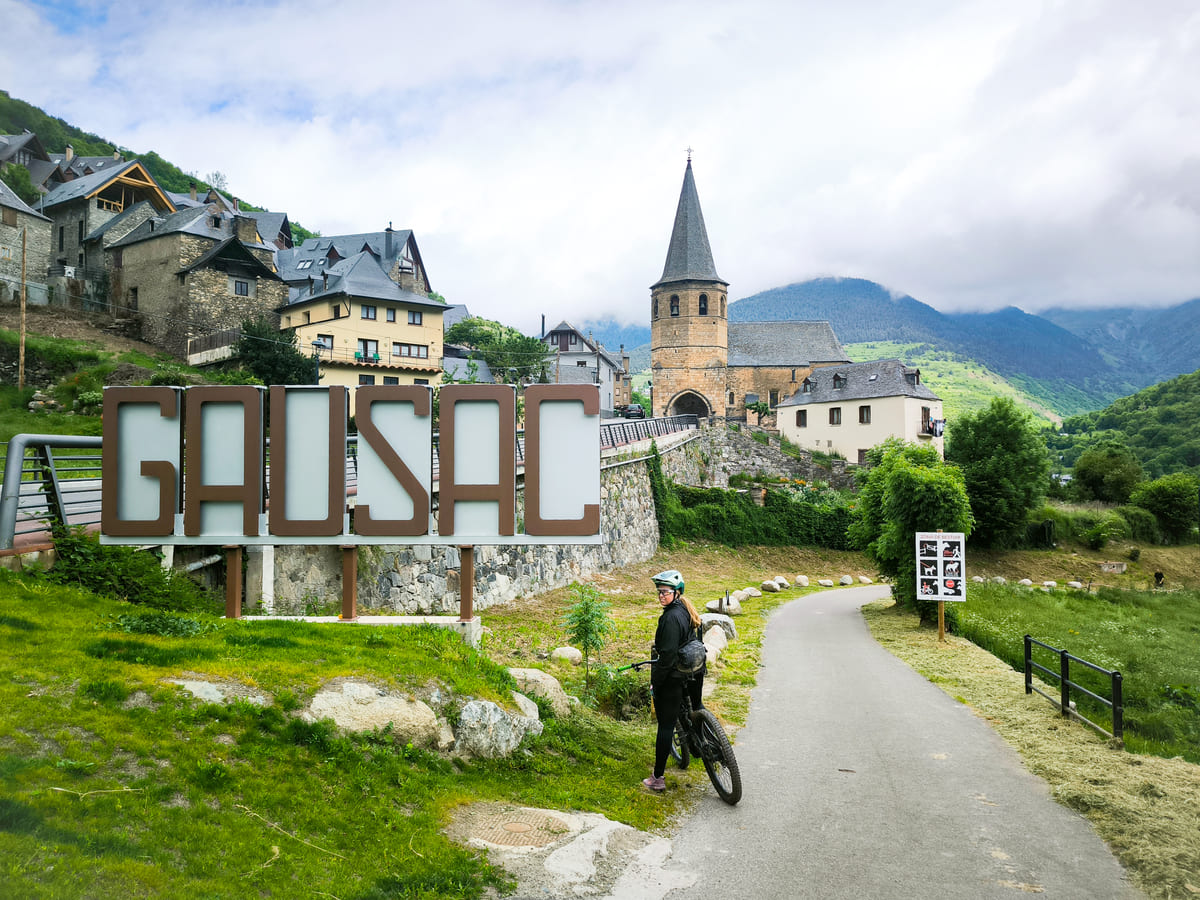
left=668, top=391, right=711, bottom=419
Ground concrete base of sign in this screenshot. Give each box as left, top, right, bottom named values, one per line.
left=238, top=614, right=484, bottom=647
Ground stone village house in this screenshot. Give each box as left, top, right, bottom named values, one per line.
left=0, top=178, right=52, bottom=305
left=541, top=320, right=632, bottom=414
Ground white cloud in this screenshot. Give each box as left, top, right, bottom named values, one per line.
left=4, top=0, right=1199, bottom=331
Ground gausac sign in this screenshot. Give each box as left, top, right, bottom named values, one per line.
left=100, top=383, right=602, bottom=547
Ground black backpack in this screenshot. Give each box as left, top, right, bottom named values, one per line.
left=676, top=626, right=707, bottom=675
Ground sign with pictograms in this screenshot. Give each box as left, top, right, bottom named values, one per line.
left=915, top=532, right=966, bottom=601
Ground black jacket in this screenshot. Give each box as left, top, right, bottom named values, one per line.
left=652, top=598, right=697, bottom=688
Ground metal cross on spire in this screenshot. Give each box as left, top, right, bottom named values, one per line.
left=686, top=146, right=693, bottom=161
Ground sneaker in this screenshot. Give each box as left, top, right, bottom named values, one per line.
left=642, top=775, right=666, bottom=792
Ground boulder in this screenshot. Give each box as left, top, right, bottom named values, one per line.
left=1067, top=581, right=1084, bottom=589
left=774, top=576, right=791, bottom=589
left=454, top=700, right=543, bottom=758
left=1043, top=581, right=1057, bottom=589
left=992, top=576, right=1007, bottom=585
left=511, top=691, right=540, bottom=719
left=744, top=587, right=763, bottom=598
left=551, top=646, right=583, bottom=666
left=794, top=575, right=810, bottom=587
left=305, top=681, right=442, bottom=748
left=1018, top=578, right=1034, bottom=586
left=702, top=625, right=728, bottom=655
left=839, top=575, right=854, bottom=585
left=730, top=589, right=749, bottom=603
left=818, top=579, right=835, bottom=587
left=508, top=668, right=573, bottom=718
left=700, top=612, right=738, bottom=641
left=761, top=580, right=781, bottom=593
left=858, top=576, right=874, bottom=585
left=706, top=596, right=742, bottom=615
left=971, top=576, right=985, bottom=583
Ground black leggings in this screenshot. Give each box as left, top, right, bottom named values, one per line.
left=653, top=676, right=703, bottom=777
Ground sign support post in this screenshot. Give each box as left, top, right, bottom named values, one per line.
left=459, top=545, right=474, bottom=622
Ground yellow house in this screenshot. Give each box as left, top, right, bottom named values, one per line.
left=279, top=250, right=446, bottom=409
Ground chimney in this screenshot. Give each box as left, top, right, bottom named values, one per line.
left=322, top=272, right=328, bottom=291
left=233, top=214, right=257, bottom=245
left=65, top=144, right=74, bottom=162
left=385, top=222, right=393, bottom=259
left=233, top=197, right=240, bottom=212
left=113, top=149, right=121, bottom=160
left=189, top=182, right=197, bottom=202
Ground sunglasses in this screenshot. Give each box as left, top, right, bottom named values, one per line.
left=657, top=588, right=674, bottom=596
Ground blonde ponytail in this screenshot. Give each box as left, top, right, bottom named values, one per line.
left=680, top=595, right=702, bottom=628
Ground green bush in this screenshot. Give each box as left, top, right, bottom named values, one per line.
left=1115, top=505, right=1161, bottom=544
left=585, top=665, right=652, bottom=719
left=45, top=529, right=218, bottom=612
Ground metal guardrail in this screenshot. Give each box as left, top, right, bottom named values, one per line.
left=1024, top=634, right=1124, bottom=745
left=2, top=415, right=699, bottom=551
left=0, top=434, right=104, bottom=551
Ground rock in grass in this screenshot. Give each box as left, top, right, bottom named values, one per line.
left=508, top=668, right=573, bottom=718
left=454, top=700, right=543, bottom=758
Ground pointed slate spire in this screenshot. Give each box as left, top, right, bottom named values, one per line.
left=653, top=157, right=724, bottom=288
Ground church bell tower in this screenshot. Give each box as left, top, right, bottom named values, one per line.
left=649, top=156, right=729, bottom=419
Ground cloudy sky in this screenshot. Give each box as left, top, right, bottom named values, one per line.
left=4, top=0, right=1199, bottom=334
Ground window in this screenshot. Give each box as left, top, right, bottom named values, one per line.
left=829, top=407, right=842, bottom=426
left=407, top=310, right=422, bottom=326
left=796, top=410, right=807, bottom=428
left=361, top=305, right=377, bottom=320
left=699, top=294, right=708, bottom=315
left=569, top=332, right=577, bottom=345
left=670, top=295, right=679, bottom=317
left=234, top=280, right=249, bottom=296
left=315, top=334, right=333, bottom=349
left=801, top=379, right=813, bottom=393
left=112, top=248, right=122, bottom=268
left=922, top=406, right=932, bottom=433
left=77, top=221, right=84, bottom=244
left=357, top=339, right=379, bottom=359
left=358, top=375, right=376, bottom=385
left=727, top=391, right=735, bottom=406
left=59, top=226, right=64, bottom=252
left=833, top=374, right=846, bottom=389
left=858, top=449, right=870, bottom=465
left=0, top=245, right=10, bottom=261
left=332, top=305, right=341, bottom=318
left=859, top=405, right=871, bottom=424
left=211, top=215, right=221, bottom=228
left=769, top=390, right=779, bottom=408
left=128, top=287, right=138, bottom=311
left=414, top=378, right=429, bottom=386
left=383, top=376, right=400, bottom=385
left=393, top=343, right=429, bottom=358
left=386, top=308, right=396, bottom=322
left=791, top=369, right=797, bottom=383
left=296, top=259, right=314, bottom=270
left=720, top=296, right=726, bottom=316
left=577, top=360, right=588, bottom=367
left=2, top=207, right=16, bottom=227
left=653, top=298, right=659, bottom=319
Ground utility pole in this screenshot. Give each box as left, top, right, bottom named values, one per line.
left=19, top=226, right=27, bottom=390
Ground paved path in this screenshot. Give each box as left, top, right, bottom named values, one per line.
left=662, top=585, right=1143, bottom=899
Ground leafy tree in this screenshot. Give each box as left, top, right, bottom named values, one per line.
left=560, top=582, right=616, bottom=687
left=1072, top=442, right=1144, bottom=504
left=747, top=401, right=771, bottom=425
left=849, top=439, right=973, bottom=625
left=233, top=317, right=315, bottom=386
left=1, top=163, right=40, bottom=205
left=945, top=398, right=1049, bottom=548
left=1130, top=473, right=1199, bottom=544
left=445, top=316, right=550, bottom=384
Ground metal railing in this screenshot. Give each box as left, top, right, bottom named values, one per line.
left=0, top=434, right=104, bottom=551
left=1024, top=634, right=1124, bottom=745
left=2, top=415, right=697, bottom=551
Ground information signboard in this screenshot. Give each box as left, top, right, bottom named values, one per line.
left=915, top=531, right=966, bottom=601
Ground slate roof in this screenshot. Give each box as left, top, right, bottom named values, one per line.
left=179, top=236, right=282, bottom=279
left=652, top=159, right=725, bottom=289
left=543, top=320, right=623, bottom=372
left=727, top=321, right=850, bottom=367
left=0, top=178, right=51, bottom=220
left=0, top=132, right=47, bottom=164
left=282, top=251, right=446, bottom=310
left=443, top=304, right=471, bottom=330
left=776, top=358, right=940, bottom=407
left=109, top=205, right=270, bottom=251
left=84, top=200, right=153, bottom=242
left=443, top=347, right=495, bottom=383
left=277, top=229, right=415, bottom=283
left=248, top=211, right=291, bottom=247
left=39, top=161, right=143, bottom=209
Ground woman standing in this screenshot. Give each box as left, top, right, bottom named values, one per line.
left=643, top=569, right=704, bottom=792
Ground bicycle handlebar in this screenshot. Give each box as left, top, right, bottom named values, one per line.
left=616, top=660, right=653, bottom=673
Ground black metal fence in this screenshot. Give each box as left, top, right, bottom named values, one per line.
left=1024, top=634, right=1124, bottom=745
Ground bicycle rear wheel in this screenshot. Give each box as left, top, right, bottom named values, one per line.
left=697, top=710, right=741, bottom=805
left=670, top=722, right=691, bottom=769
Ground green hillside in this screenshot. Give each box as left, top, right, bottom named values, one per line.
left=843, top=341, right=1063, bottom=426
left=1051, top=368, right=1200, bottom=478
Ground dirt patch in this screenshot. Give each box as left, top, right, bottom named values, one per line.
left=0, top=305, right=167, bottom=358
left=864, top=600, right=1200, bottom=900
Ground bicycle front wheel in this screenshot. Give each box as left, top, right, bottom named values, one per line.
left=697, top=710, right=741, bottom=805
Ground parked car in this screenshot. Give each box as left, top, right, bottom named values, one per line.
left=623, top=403, right=645, bottom=419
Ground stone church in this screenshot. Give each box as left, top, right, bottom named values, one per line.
left=649, top=158, right=851, bottom=420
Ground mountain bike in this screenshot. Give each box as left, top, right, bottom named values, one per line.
left=620, top=660, right=742, bottom=805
